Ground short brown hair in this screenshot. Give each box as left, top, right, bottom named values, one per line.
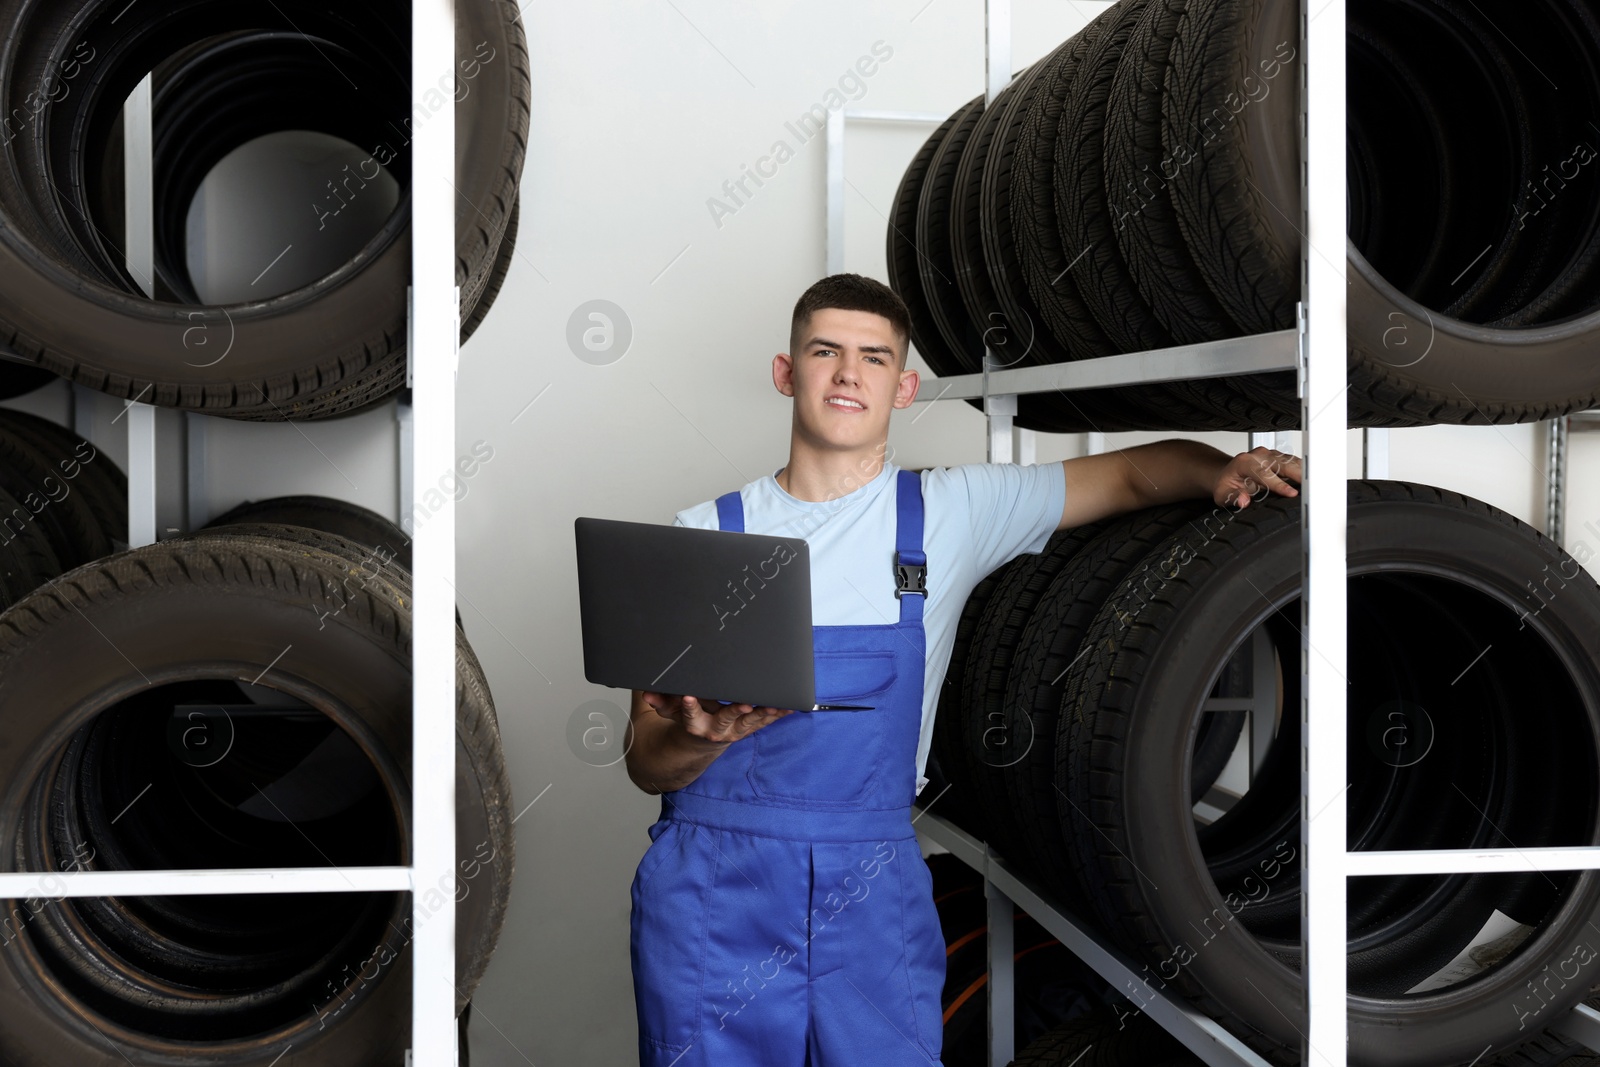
left=789, top=273, right=911, bottom=367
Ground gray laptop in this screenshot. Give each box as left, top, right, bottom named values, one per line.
left=574, top=517, right=872, bottom=711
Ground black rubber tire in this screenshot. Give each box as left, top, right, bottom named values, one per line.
left=1341, top=0, right=1600, bottom=425
left=1056, top=480, right=1600, bottom=1066
left=0, top=423, right=114, bottom=569
left=998, top=501, right=1215, bottom=913
left=927, top=560, right=1015, bottom=841
left=887, top=104, right=977, bottom=400
left=0, top=409, right=127, bottom=552
left=1011, top=18, right=1125, bottom=364
left=951, top=70, right=1090, bottom=436
left=1010, top=13, right=1236, bottom=433
left=1343, top=2, right=1529, bottom=325
left=1162, top=0, right=1301, bottom=338
left=0, top=483, right=62, bottom=609
left=0, top=0, right=529, bottom=421
left=1054, top=1, right=1177, bottom=358
left=206, top=495, right=413, bottom=574
left=1103, top=0, right=1240, bottom=347
left=977, top=40, right=1084, bottom=372
left=1189, top=708, right=1246, bottom=804
left=915, top=90, right=1094, bottom=433
left=958, top=522, right=1116, bottom=878
left=0, top=531, right=514, bottom=1064
left=1057, top=0, right=1296, bottom=430
left=950, top=70, right=1045, bottom=376
left=1349, top=238, right=1600, bottom=424
left=915, top=94, right=988, bottom=378
left=462, top=194, right=519, bottom=345
left=0, top=357, right=57, bottom=400
left=1485, top=996, right=1600, bottom=1066
left=1161, top=0, right=1600, bottom=426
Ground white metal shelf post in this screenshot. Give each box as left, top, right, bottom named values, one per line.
left=976, top=6, right=1020, bottom=1063
left=125, top=72, right=157, bottom=548
left=411, top=0, right=459, bottom=1060
left=1302, top=0, right=1349, bottom=1057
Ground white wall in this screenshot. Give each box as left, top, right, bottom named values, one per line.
left=1, top=3, right=1595, bottom=1064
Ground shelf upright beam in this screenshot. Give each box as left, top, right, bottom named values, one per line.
left=1548, top=416, right=1568, bottom=546
left=411, top=0, right=460, bottom=1061
left=824, top=108, right=946, bottom=277
left=984, top=0, right=1010, bottom=104
left=985, top=854, right=1015, bottom=1067
left=981, top=0, right=1016, bottom=474
left=186, top=412, right=208, bottom=531
left=124, top=73, right=157, bottom=547
left=983, top=4, right=1017, bottom=1061
left=1302, top=0, right=1349, bottom=1058
left=1362, top=427, right=1389, bottom=479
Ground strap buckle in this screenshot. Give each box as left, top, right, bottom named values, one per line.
left=894, top=550, right=927, bottom=599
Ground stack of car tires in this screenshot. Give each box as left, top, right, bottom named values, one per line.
left=0, top=0, right=531, bottom=1056
left=889, top=0, right=1600, bottom=432
left=0, top=0, right=529, bottom=421
left=924, top=480, right=1600, bottom=1066
left=0, top=408, right=126, bottom=610
left=0, top=496, right=515, bottom=1066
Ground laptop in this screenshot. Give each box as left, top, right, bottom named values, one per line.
left=574, top=516, right=873, bottom=711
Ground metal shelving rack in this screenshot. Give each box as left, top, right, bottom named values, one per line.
left=829, top=1, right=1600, bottom=1065
left=0, top=2, right=462, bottom=1064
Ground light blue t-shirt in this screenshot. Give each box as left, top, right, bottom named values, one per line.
left=673, top=459, right=1067, bottom=797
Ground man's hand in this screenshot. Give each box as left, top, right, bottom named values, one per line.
left=640, top=692, right=795, bottom=746
left=1214, top=446, right=1302, bottom=509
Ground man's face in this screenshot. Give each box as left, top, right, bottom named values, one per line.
left=774, top=308, right=919, bottom=451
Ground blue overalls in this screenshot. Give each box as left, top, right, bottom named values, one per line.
left=630, top=468, right=947, bottom=1066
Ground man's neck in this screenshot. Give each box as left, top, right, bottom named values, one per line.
left=775, top=440, right=890, bottom=502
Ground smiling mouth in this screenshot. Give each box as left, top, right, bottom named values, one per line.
left=825, top=398, right=866, bottom=412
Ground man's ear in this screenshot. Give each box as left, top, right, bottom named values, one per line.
left=894, top=368, right=920, bottom=408
left=773, top=352, right=794, bottom=397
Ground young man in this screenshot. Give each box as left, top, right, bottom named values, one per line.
left=623, top=274, right=1302, bottom=1066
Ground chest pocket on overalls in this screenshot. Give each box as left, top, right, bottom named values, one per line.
left=747, top=648, right=899, bottom=805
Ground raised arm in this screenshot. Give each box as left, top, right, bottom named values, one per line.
left=1056, top=441, right=1302, bottom=530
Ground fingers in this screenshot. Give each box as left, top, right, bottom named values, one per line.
left=693, top=699, right=794, bottom=743
left=641, top=691, right=678, bottom=718
left=709, top=700, right=749, bottom=733
left=681, top=698, right=753, bottom=742
left=756, top=706, right=796, bottom=728
left=1225, top=447, right=1303, bottom=506
left=1256, top=464, right=1299, bottom=496
left=1249, top=446, right=1302, bottom=479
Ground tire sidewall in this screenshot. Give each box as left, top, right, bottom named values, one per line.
left=0, top=543, right=484, bottom=1065
left=1114, top=491, right=1600, bottom=1065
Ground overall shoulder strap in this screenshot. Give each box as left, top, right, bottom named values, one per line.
left=893, top=468, right=926, bottom=624
left=714, top=491, right=744, bottom=533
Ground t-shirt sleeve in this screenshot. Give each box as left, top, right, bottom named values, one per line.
left=950, top=460, right=1066, bottom=577
left=672, top=500, right=719, bottom=531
